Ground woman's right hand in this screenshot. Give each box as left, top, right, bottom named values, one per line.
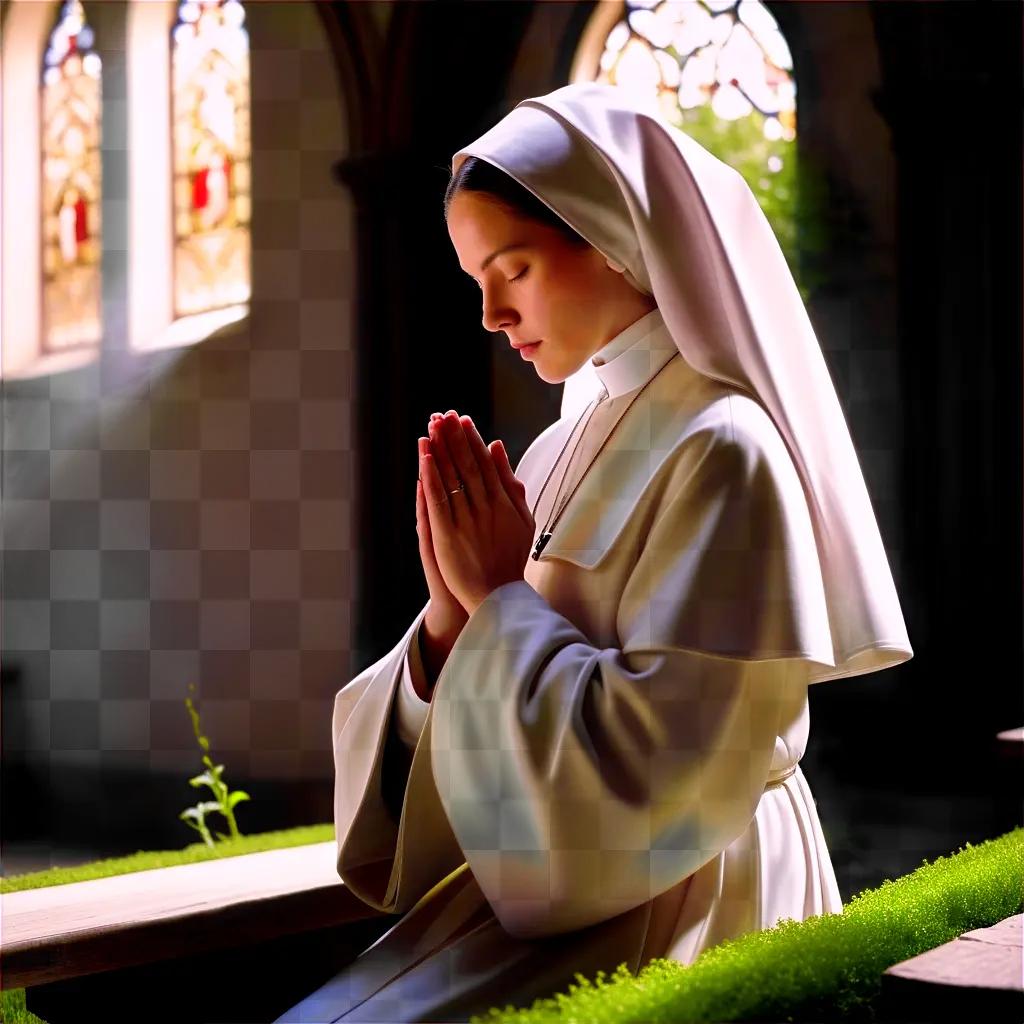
left=416, top=430, right=469, bottom=637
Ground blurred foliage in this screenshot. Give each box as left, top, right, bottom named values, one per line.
left=669, top=101, right=835, bottom=304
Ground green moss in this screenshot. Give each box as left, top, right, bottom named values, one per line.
left=0, top=822, right=334, bottom=894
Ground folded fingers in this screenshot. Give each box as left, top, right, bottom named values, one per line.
left=427, top=413, right=461, bottom=495
left=434, top=412, right=484, bottom=510
left=457, top=415, right=502, bottom=500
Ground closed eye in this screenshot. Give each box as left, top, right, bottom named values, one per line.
left=471, top=267, right=528, bottom=290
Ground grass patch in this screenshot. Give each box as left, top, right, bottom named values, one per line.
left=0, top=988, right=48, bottom=1024
left=469, top=826, right=1024, bottom=1023
left=0, top=822, right=334, bottom=894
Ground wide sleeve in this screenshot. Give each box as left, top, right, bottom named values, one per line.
left=394, top=627, right=431, bottom=748
left=331, top=601, right=465, bottom=915
left=428, top=416, right=831, bottom=940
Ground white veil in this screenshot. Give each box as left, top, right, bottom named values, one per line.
left=452, top=81, right=912, bottom=682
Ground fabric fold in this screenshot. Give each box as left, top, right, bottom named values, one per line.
left=395, top=624, right=430, bottom=748
left=429, top=577, right=811, bottom=940
left=332, top=601, right=466, bottom=917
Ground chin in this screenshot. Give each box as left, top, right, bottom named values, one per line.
left=533, top=362, right=565, bottom=385
left=538, top=356, right=584, bottom=385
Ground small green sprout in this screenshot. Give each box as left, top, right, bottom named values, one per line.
left=179, top=682, right=250, bottom=847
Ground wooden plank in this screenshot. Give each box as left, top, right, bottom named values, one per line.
left=22, top=917, right=397, bottom=1024
left=881, top=913, right=1024, bottom=1020
left=960, top=912, right=1023, bottom=948
left=886, top=934, right=1021, bottom=990
left=0, top=841, right=387, bottom=989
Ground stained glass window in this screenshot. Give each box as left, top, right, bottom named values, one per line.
left=171, top=0, right=251, bottom=318
left=41, top=0, right=103, bottom=353
left=588, top=0, right=814, bottom=293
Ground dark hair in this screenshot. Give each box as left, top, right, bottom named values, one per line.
left=444, top=156, right=591, bottom=249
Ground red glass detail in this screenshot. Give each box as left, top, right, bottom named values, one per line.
left=191, top=156, right=233, bottom=216
left=192, top=166, right=209, bottom=210
left=74, top=195, right=88, bottom=242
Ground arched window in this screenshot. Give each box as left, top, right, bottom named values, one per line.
left=573, top=0, right=816, bottom=296
left=171, top=0, right=252, bottom=318
left=2, top=0, right=255, bottom=379
left=41, top=0, right=102, bottom=353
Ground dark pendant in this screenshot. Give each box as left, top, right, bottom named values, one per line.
left=531, top=531, right=553, bottom=560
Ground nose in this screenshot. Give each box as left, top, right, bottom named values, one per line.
left=480, top=286, right=517, bottom=334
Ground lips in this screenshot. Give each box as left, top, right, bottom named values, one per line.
left=511, top=340, right=541, bottom=349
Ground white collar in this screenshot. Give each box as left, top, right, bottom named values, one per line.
left=589, top=306, right=678, bottom=399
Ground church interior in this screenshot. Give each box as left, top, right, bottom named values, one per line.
left=1, top=0, right=1019, bottom=947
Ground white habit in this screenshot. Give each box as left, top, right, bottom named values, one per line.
left=276, top=306, right=845, bottom=1023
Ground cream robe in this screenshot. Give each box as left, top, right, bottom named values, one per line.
left=275, top=308, right=843, bottom=1024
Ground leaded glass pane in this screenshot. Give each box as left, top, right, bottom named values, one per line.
left=171, top=0, right=251, bottom=318
left=41, top=0, right=102, bottom=352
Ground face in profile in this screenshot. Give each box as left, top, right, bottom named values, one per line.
left=446, top=189, right=654, bottom=384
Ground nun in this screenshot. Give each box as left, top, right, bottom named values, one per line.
left=274, top=81, right=912, bottom=1023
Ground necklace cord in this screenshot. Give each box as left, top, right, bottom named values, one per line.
left=529, top=389, right=606, bottom=525
left=529, top=353, right=680, bottom=560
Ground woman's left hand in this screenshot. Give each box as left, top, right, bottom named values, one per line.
left=420, top=409, right=535, bottom=617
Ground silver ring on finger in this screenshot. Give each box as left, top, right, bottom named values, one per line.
left=448, top=481, right=466, bottom=497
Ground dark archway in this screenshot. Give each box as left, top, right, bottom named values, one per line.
left=319, top=0, right=542, bottom=670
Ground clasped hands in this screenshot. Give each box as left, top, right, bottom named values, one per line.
left=416, top=410, right=535, bottom=619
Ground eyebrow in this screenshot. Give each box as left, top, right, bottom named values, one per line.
left=475, top=242, right=531, bottom=275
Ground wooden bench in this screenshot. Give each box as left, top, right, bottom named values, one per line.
left=1, top=841, right=396, bottom=1023
left=8, top=825, right=1022, bottom=1022
left=880, top=912, right=1024, bottom=1021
